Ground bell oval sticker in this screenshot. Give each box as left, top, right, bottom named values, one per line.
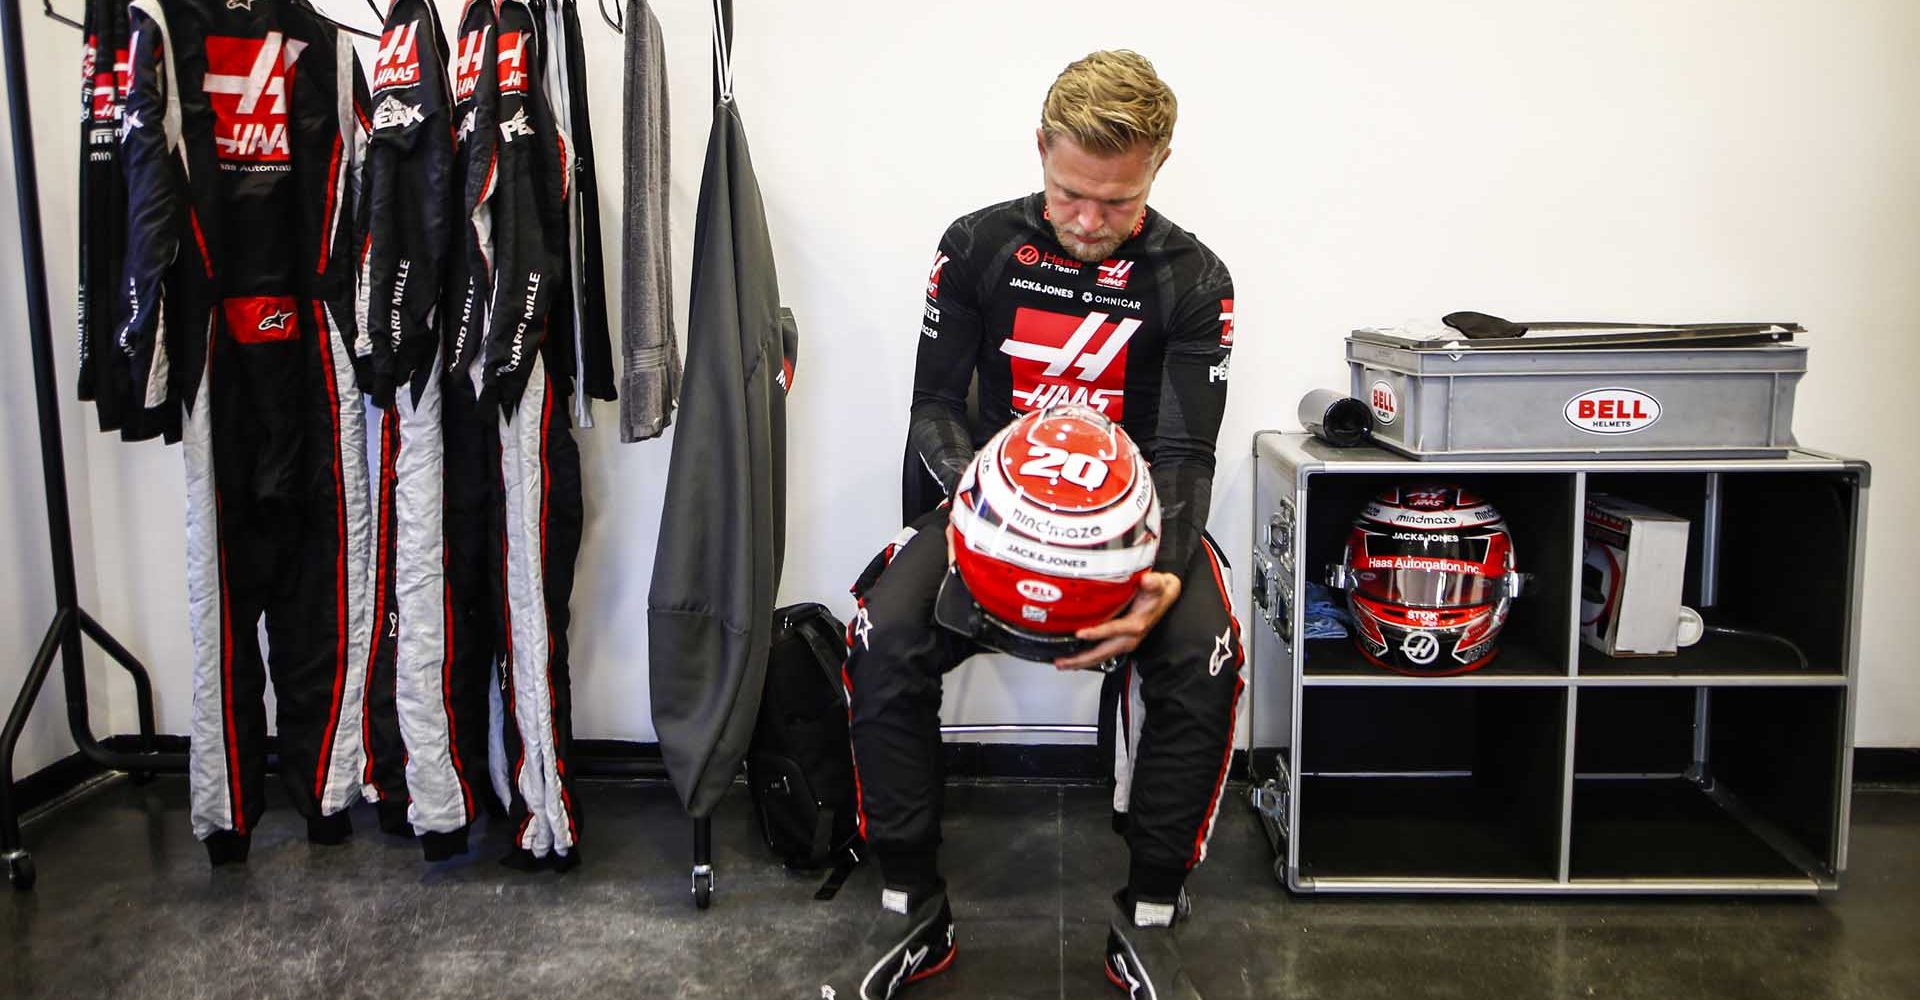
left=1368, top=379, right=1398, bottom=425
left=1565, top=387, right=1662, bottom=435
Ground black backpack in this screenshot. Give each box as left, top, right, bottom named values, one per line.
left=746, top=603, right=864, bottom=882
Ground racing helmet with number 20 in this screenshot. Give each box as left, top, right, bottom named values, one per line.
left=942, top=407, right=1160, bottom=658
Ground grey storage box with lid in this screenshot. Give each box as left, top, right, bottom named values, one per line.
left=1347, top=325, right=1807, bottom=460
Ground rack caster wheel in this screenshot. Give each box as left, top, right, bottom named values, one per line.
left=6, top=851, right=35, bottom=892
left=691, top=864, right=714, bottom=910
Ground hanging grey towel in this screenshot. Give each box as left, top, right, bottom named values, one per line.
left=647, top=93, right=796, bottom=818
left=619, top=0, right=681, bottom=442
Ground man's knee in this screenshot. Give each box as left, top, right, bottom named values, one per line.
left=845, top=606, right=947, bottom=706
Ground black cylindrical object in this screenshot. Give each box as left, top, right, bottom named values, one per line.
left=1298, top=389, right=1374, bottom=448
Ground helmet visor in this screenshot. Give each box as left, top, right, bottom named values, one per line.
left=1355, top=566, right=1498, bottom=608
left=1353, top=529, right=1500, bottom=608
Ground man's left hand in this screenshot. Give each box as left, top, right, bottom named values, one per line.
left=1054, top=571, right=1181, bottom=671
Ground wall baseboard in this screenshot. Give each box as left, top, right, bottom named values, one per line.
left=10, top=739, right=1913, bottom=819
left=1855, top=747, right=1920, bottom=785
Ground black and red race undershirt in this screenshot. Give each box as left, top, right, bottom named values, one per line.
left=908, top=193, right=1235, bottom=578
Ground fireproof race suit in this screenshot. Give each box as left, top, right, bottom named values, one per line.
left=356, top=0, right=609, bottom=863
left=480, top=0, right=617, bottom=863
left=906, top=193, right=1236, bottom=580
left=76, top=0, right=177, bottom=442
left=118, top=0, right=373, bottom=847
left=353, top=0, right=495, bottom=853
left=855, top=193, right=1244, bottom=906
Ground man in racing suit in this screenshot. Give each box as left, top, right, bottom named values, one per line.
left=118, top=0, right=373, bottom=863
left=826, top=50, right=1241, bottom=1000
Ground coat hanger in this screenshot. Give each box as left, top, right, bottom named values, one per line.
left=303, top=0, right=380, bottom=39
left=42, top=0, right=81, bottom=31
left=597, top=0, right=622, bottom=34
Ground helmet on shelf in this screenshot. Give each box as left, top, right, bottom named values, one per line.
left=1329, top=484, right=1524, bottom=675
left=935, top=406, right=1160, bottom=662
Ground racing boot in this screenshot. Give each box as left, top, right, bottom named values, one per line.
left=1105, top=888, right=1202, bottom=999
left=815, top=881, right=956, bottom=999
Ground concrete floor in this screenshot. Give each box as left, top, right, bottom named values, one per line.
left=3, top=775, right=1916, bottom=999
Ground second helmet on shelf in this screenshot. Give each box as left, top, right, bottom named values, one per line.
left=1329, top=484, right=1526, bottom=675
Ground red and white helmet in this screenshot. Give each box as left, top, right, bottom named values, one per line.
left=940, top=407, right=1159, bottom=658
left=1331, top=484, right=1524, bottom=675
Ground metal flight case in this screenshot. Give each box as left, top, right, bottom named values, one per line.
left=1245, top=431, right=1869, bottom=894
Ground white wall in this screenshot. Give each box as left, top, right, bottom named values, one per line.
left=2, top=0, right=1915, bottom=778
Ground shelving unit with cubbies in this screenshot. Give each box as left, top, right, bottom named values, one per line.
left=1246, top=431, right=1868, bottom=893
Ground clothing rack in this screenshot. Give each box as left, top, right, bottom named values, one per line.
left=0, top=0, right=714, bottom=900
left=1, top=0, right=173, bottom=894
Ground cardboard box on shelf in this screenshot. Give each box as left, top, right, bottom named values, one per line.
left=1580, top=496, right=1691, bottom=656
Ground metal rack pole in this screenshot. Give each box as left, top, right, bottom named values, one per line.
left=1, top=0, right=180, bottom=892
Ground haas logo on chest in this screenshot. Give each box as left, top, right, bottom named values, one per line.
left=1002, top=307, right=1142, bottom=418
left=203, top=32, right=305, bottom=164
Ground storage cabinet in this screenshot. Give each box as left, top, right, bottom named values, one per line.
left=1246, top=432, right=1868, bottom=893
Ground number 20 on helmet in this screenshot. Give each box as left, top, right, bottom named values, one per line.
left=946, top=407, right=1160, bottom=652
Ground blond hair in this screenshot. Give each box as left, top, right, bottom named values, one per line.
left=1040, top=50, right=1178, bottom=155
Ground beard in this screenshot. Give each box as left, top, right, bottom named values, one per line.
left=1049, top=221, right=1125, bottom=264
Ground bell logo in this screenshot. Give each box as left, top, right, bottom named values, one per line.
left=1565, top=387, right=1662, bottom=435
left=1016, top=579, right=1063, bottom=603
left=1369, top=379, right=1398, bottom=425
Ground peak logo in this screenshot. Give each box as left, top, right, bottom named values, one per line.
left=499, top=107, right=533, bottom=142
left=496, top=31, right=528, bottom=94
left=372, top=95, right=425, bottom=130
left=371, top=21, right=421, bottom=92
left=450, top=27, right=490, bottom=102
left=1003, top=306, right=1140, bottom=418
left=1096, top=259, right=1133, bottom=290
left=203, top=32, right=305, bottom=164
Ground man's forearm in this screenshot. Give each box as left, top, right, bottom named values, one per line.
left=908, top=401, right=976, bottom=495
left=1151, top=465, right=1212, bottom=579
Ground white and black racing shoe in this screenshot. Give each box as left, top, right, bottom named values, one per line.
left=816, top=883, right=956, bottom=999
left=1104, top=889, right=1202, bottom=1000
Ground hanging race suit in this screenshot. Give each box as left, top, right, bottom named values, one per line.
left=76, top=0, right=177, bottom=442
left=118, top=0, right=373, bottom=850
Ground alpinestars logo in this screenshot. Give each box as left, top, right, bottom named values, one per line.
left=1208, top=628, right=1234, bottom=675
left=1002, top=307, right=1141, bottom=418
left=258, top=309, right=293, bottom=333
left=499, top=107, right=533, bottom=142
left=496, top=31, right=529, bottom=94
left=1096, top=259, right=1134, bottom=290
left=370, top=21, right=422, bottom=92
left=224, top=0, right=251, bottom=9
left=203, top=32, right=305, bottom=164
left=372, top=95, right=425, bottom=130
left=925, top=252, right=949, bottom=300
left=450, top=27, right=490, bottom=103
left=851, top=606, right=873, bottom=650
left=889, top=945, right=930, bottom=996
